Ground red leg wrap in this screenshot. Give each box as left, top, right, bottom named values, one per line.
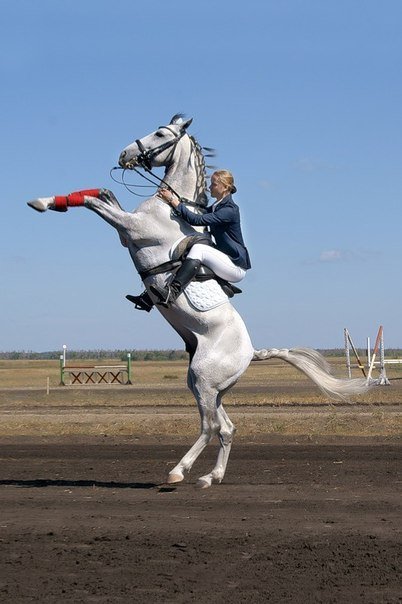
left=77, top=189, right=101, bottom=197
left=54, top=196, right=68, bottom=212
left=67, top=189, right=101, bottom=206
left=67, top=193, right=86, bottom=206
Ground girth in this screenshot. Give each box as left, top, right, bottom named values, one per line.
left=139, top=259, right=181, bottom=281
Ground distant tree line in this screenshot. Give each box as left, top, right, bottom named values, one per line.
left=1, top=349, right=401, bottom=361
left=319, top=348, right=402, bottom=358
left=0, top=350, right=189, bottom=361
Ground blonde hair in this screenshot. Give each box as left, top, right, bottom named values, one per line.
left=213, top=170, right=237, bottom=194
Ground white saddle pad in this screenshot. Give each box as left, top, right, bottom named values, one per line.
left=184, top=279, right=228, bottom=311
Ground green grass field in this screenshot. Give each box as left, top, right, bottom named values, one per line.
left=0, top=357, right=400, bottom=437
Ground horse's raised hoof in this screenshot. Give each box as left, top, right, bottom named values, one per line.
left=27, top=198, right=51, bottom=213
left=196, top=477, right=212, bottom=489
left=167, top=472, right=184, bottom=484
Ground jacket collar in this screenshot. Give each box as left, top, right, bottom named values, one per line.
left=212, top=193, right=232, bottom=209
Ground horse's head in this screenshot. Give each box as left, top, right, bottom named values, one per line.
left=119, top=114, right=193, bottom=170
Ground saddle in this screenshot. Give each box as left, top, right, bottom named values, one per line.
left=193, top=266, right=242, bottom=298
left=171, top=234, right=242, bottom=298
left=127, top=234, right=242, bottom=311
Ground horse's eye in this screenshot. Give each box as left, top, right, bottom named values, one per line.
left=155, top=131, right=164, bottom=138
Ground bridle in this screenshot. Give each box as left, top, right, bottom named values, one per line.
left=113, top=123, right=212, bottom=280
left=113, top=125, right=205, bottom=208
left=133, top=125, right=186, bottom=171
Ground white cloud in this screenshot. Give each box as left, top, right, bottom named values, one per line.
left=294, top=157, right=338, bottom=173
left=320, top=250, right=343, bottom=262
left=258, top=179, right=275, bottom=190
left=318, top=249, right=381, bottom=264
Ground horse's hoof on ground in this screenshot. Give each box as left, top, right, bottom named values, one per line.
left=27, top=199, right=49, bottom=213
left=167, top=472, right=184, bottom=484
left=196, top=478, right=211, bottom=489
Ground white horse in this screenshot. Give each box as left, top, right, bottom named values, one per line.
left=28, top=114, right=368, bottom=488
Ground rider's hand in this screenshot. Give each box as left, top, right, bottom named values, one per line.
left=158, top=188, right=180, bottom=208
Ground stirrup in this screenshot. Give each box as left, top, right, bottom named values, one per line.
left=126, top=293, right=153, bottom=312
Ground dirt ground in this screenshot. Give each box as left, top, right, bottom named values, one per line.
left=0, top=435, right=400, bottom=603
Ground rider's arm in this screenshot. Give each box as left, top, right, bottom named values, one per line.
left=175, top=201, right=235, bottom=226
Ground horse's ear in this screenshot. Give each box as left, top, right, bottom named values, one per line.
left=170, top=114, right=193, bottom=130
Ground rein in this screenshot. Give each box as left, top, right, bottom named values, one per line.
left=135, top=165, right=203, bottom=209
left=133, top=125, right=205, bottom=208
left=110, top=165, right=203, bottom=209
left=113, top=121, right=211, bottom=280
left=115, top=123, right=212, bottom=209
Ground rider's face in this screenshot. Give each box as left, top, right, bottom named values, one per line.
left=209, top=175, right=228, bottom=201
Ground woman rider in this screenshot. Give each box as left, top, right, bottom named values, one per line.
left=150, top=169, right=251, bottom=307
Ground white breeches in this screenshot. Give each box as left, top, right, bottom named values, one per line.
left=187, top=244, right=246, bottom=283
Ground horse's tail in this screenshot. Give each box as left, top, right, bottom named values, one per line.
left=252, top=347, right=370, bottom=401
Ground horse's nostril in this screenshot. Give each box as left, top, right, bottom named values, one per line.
left=119, top=150, right=127, bottom=167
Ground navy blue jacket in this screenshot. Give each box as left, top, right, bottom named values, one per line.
left=175, top=194, right=251, bottom=270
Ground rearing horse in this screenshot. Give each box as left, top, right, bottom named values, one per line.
left=28, top=114, right=368, bottom=488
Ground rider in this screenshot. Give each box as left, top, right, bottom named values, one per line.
left=149, top=170, right=251, bottom=308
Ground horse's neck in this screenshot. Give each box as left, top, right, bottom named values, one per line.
left=163, top=138, right=198, bottom=201
left=124, top=137, right=206, bottom=274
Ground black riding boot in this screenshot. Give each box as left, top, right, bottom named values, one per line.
left=150, top=258, right=201, bottom=307
left=125, top=290, right=154, bottom=312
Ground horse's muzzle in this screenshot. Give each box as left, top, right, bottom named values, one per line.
left=119, top=150, right=137, bottom=169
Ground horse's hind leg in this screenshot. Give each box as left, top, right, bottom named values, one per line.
left=196, top=401, right=236, bottom=489
left=166, top=341, right=249, bottom=487
left=166, top=427, right=213, bottom=485
left=166, top=384, right=221, bottom=485
left=167, top=397, right=236, bottom=489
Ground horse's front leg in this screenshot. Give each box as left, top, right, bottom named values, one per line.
left=28, top=188, right=104, bottom=213
left=28, top=188, right=122, bottom=212
left=28, top=188, right=130, bottom=232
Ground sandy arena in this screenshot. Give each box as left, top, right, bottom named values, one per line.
left=0, top=434, right=400, bottom=603
left=0, top=360, right=401, bottom=602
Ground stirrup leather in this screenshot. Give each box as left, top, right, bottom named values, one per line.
left=150, top=284, right=178, bottom=308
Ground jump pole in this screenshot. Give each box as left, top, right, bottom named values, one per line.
left=59, top=354, right=65, bottom=386
left=346, top=325, right=391, bottom=385
left=367, top=325, right=383, bottom=382
left=127, top=352, right=132, bottom=385
left=378, top=328, right=391, bottom=385
left=344, top=328, right=352, bottom=378
left=59, top=352, right=132, bottom=385
left=344, top=328, right=367, bottom=377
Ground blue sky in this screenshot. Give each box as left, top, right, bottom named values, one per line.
left=1, top=0, right=401, bottom=352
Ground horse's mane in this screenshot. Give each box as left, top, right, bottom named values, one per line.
left=188, top=134, right=215, bottom=208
